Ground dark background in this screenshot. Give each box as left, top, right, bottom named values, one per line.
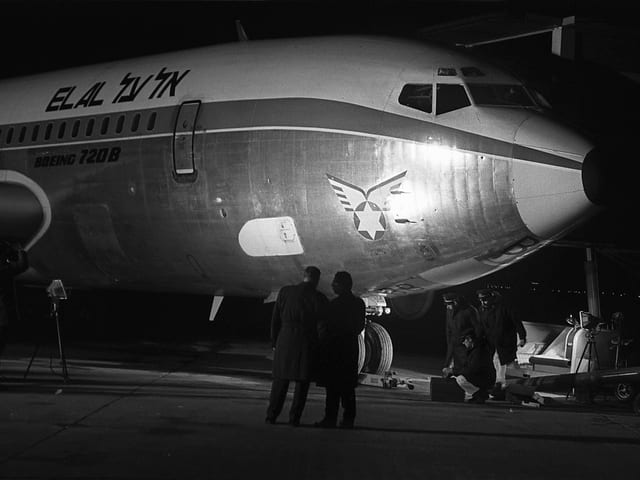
left=4, top=1, right=639, bottom=361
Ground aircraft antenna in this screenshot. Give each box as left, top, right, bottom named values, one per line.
left=235, top=20, right=249, bottom=42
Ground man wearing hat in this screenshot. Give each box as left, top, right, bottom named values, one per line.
left=476, top=289, right=526, bottom=400
left=442, top=292, right=482, bottom=377
left=315, top=271, right=365, bottom=429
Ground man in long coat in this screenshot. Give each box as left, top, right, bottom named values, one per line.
left=476, top=289, right=526, bottom=399
left=314, top=271, right=365, bottom=429
left=265, top=266, right=327, bottom=426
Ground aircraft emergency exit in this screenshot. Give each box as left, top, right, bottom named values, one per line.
left=0, top=36, right=609, bottom=373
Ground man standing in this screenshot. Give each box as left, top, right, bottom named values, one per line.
left=265, top=266, right=327, bottom=426
left=476, top=289, right=526, bottom=400
left=443, top=331, right=495, bottom=403
left=0, top=243, right=28, bottom=372
left=442, top=292, right=482, bottom=377
left=315, top=271, right=365, bottom=429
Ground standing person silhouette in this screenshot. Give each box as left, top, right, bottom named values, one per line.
left=0, top=242, right=28, bottom=377
left=315, top=271, right=365, bottom=429
left=265, top=266, right=327, bottom=426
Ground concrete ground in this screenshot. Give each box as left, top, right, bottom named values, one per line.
left=1, top=340, right=639, bottom=480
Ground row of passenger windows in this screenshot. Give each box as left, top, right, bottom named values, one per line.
left=0, top=111, right=158, bottom=147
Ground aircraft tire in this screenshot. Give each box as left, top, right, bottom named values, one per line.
left=614, top=382, right=635, bottom=403
left=357, top=332, right=365, bottom=373
left=362, top=322, right=393, bottom=375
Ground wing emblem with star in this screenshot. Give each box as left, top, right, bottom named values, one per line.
left=326, top=171, right=407, bottom=240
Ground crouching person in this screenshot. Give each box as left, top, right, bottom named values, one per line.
left=444, top=331, right=496, bottom=404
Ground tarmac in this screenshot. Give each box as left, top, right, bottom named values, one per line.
left=1, top=339, right=639, bottom=480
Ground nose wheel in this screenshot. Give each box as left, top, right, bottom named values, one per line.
left=358, top=321, right=393, bottom=375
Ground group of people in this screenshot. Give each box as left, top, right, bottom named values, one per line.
left=265, top=266, right=365, bottom=429
left=442, top=289, right=526, bottom=403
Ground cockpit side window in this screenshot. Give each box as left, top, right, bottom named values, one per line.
left=436, top=84, right=471, bottom=115
left=467, top=84, right=535, bottom=107
left=399, top=84, right=433, bottom=114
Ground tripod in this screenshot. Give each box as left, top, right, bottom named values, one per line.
left=24, top=281, right=70, bottom=382
left=567, top=329, right=600, bottom=400
left=575, top=329, right=600, bottom=373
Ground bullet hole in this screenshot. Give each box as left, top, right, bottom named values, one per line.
left=220, top=208, right=227, bottom=218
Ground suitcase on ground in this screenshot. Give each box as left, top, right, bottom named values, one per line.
left=430, top=377, right=465, bottom=402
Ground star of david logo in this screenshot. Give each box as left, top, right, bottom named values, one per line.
left=326, top=171, right=407, bottom=241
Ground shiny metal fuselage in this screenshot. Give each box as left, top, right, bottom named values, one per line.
left=0, top=37, right=597, bottom=298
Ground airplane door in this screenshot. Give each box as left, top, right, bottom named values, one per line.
left=173, top=101, right=201, bottom=178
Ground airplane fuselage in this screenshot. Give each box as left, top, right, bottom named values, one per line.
left=0, top=36, right=598, bottom=298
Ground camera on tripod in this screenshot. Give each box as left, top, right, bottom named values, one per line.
left=578, top=311, right=604, bottom=336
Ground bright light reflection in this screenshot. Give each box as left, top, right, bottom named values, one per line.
left=417, top=143, right=456, bottom=163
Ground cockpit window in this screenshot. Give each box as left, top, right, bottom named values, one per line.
left=436, top=84, right=471, bottom=115
left=399, top=84, right=433, bottom=114
left=460, top=67, right=485, bottom=77
left=467, top=84, right=535, bottom=107
left=437, top=68, right=457, bottom=76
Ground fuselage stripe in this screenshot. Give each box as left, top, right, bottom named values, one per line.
left=0, top=97, right=583, bottom=171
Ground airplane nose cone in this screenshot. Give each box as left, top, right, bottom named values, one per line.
left=512, top=117, right=598, bottom=239
left=582, top=146, right=634, bottom=206
left=581, top=148, right=608, bottom=205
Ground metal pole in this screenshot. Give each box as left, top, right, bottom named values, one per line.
left=584, top=247, right=601, bottom=318
left=53, top=299, right=69, bottom=381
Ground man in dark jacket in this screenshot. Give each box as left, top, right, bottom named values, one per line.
left=444, top=331, right=496, bottom=403
left=314, top=271, right=365, bottom=429
left=265, top=266, right=328, bottom=426
left=0, top=243, right=28, bottom=370
left=442, top=292, right=482, bottom=377
left=476, top=289, right=526, bottom=400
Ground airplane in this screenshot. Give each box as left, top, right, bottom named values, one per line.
left=0, top=34, right=613, bottom=375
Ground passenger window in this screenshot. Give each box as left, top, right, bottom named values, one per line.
left=32, top=125, right=39, bottom=142
left=399, top=84, right=433, bottom=114
left=131, top=113, right=140, bottom=132
left=147, top=112, right=157, bottom=131
left=45, top=123, right=53, bottom=140
left=58, top=122, right=66, bottom=139
left=436, top=84, right=471, bottom=115
left=6, top=127, right=13, bottom=144
left=19, top=126, right=26, bottom=143
left=72, top=120, right=80, bottom=138
left=101, top=117, right=110, bottom=135
left=116, top=115, right=125, bottom=134
left=86, top=118, right=95, bottom=137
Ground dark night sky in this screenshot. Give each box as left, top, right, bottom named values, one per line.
left=4, top=1, right=640, bottom=332
left=0, top=0, right=636, bottom=76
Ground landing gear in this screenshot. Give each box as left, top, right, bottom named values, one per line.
left=359, top=321, right=393, bottom=375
